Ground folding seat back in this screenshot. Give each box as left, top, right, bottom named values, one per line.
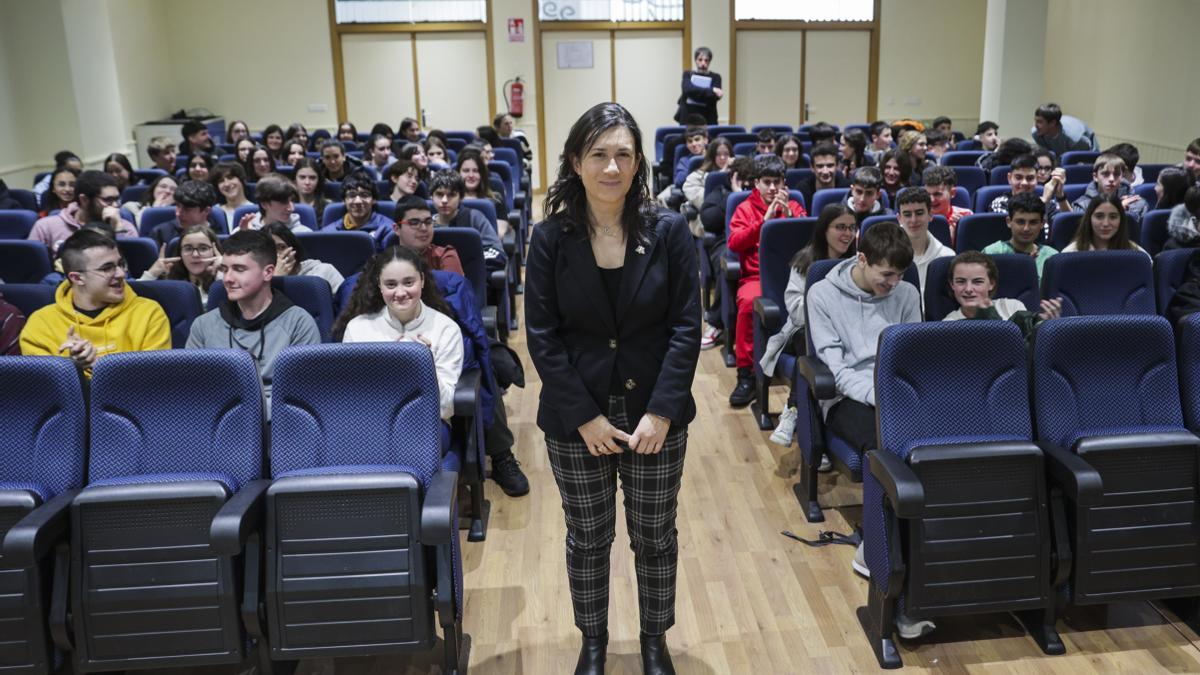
left=989, top=165, right=1011, bottom=186
left=1155, top=248, right=1195, bottom=315
left=9, top=189, right=39, bottom=212
left=208, top=276, right=335, bottom=342
left=717, top=132, right=757, bottom=146
left=923, top=253, right=1040, bottom=321
left=1135, top=182, right=1158, bottom=211
left=1060, top=151, right=1100, bottom=166
left=263, top=343, right=464, bottom=669
left=128, top=280, right=204, bottom=348
left=750, top=124, right=792, bottom=135
left=138, top=205, right=177, bottom=238
left=1141, top=164, right=1171, bottom=184
left=956, top=139, right=983, bottom=151
left=940, top=151, right=985, bottom=167
left=433, top=227, right=488, bottom=314
left=1041, top=250, right=1155, bottom=316
left=951, top=186, right=971, bottom=209
left=293, top=230, right=375, bottom=277
left=732, top=142, right=757, bottom=157
left=1049, top=211, right=1083, bottom=251
left=718, top=190, right=753, bottom=367
left=707, top=124, right=745, bottom=138
left=704, top=170, right=729, bottom=197
left=1, top=283, right=55, bottom=317
left=120, top=185, right=147, bottom=204
left=1179, top=312, right=1200, bottom=430
left=321, top=201, right=396, bottom=227
left=861, top=321, right=1059, bottom=667
left=676, top=156, right=704, bottom=187
left=0, top=357, right=86, bottom=675
left=0, top=210, right=36, bottom=239
left=1140, top=209, right=1173, bottom=255
left=1033, top=315, right=1200, bottom=605
left=116, top=237, right=158, bottom=278
left=973, top=185, right=1010, bottom=213
left=444, top=130, right=476, bottom=144
left=68, top=350, right=264, bottom=670
left=0, top=241, right=52, bottom=283
left=655, top=126, right=685, bottom=163
left=954, top=212, right=1010, bottom=253
left=1064, top=165, right=1094, bottom=185
left=784, top=168, right=813, bottom=191
left=862, top=215, right=951, bottom=249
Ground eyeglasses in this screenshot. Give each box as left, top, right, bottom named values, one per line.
left=96, top=194, right=120, bottom=205
left=1036, top=165, right=1053, bottom=172
left=182, top=245, right=215, bottom=256
left=344, top=192, right=373, bottom=202
left=831, top=223, right=857, bottom=233
left=86, top=259, right=128, bottom=277
left=402, top=218, right=434, bottom=229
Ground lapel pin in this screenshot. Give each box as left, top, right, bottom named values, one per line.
left=635, top=245, right=646, bottom=255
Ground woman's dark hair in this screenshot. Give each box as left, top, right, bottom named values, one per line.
left=456, top=147, right=499, bottom=202
left=1157, top=167, right=1191, bottom=211
left=264, top=222, right=307, bottom=262
left=282, top=140, right=308, bottom=165
left=333, top=245, right=456, bottom=341
left=774, top=134, right=802, bottom=166
left=879, top=149, right=913, bottom=187
left=475, top=125, right=502, bottom=147
left=167, top=224, right=221, bottom=291
left=790, top=203, right=856, bottom=274
left=285, top=123, right=308, bottom=142
left=187, top=153, right=214, bottom=177
left=337, top=122, right=358, bottom=140
left=292, top=158, right=327, bottom=209
left=262, top=124, right=285, bottom=159
left=1074, top=193, right=1133, bottom=251
left=699, top=137, right=733, bottom=173
left=244, top=146, right=273, bottom=179
left=42, top=167, right=80, bottom=212
left=370, top=122, right=395, bottom=139
left=139, top=174, right=176, bottom=206
left=426, top=128, right=449, bottom=146
left=103, top=153, right=135, bottom=189
left=227, top=120, right=250, bottom=141
left=543, top=102, right=652, bottom=239
left=209, top=162, right=248, bottom=203
left=841, top=128, right=868, bottom=172
left=992, top=138, right=1033, bottom=167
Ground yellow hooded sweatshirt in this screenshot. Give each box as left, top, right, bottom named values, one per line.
left=19, top=281, right=171, bottom=377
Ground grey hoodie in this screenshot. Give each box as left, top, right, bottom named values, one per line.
left=806, top=258, right=921, bottom=410
left=1167, top=203, right=1199, bottom=246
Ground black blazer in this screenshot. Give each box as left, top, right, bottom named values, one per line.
left=525, top=209, right=701, bottom=441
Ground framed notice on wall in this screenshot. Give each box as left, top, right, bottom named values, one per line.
left=556, top=41, right=594, bottom=69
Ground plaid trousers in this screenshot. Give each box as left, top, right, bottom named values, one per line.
left=545, top=395, right=688, bottom=637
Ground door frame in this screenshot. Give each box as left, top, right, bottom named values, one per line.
left=530, top=0, right=692, bottom=190
left=325, top=0, right=497, bottom=128
left=727, top=0, right=881, bottom=125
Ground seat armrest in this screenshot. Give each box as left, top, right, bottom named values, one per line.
left=721, top=256, right=740, bottom=281
left=482, top=306, right=497, bottom=334
left=1038, top=442, right=1103, bottom=506
left=488, top=269, right=507, bottom=290
left=2, top=490, right=78, bottom=567
left=421, top=470, right=459, bottom=544
left=210, top=479, right=270, bottom=555
left=797, top=355, right=835, bottom=400
left=867, top=451, right=925, bottom=519
left=454, top=368, right=482, bottom=418
left=702, top=232, right=716, bottom=248
left=753, top=296, right=781, bottom=334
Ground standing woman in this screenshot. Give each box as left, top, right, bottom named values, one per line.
left=525, top=102, right=700, bottom=675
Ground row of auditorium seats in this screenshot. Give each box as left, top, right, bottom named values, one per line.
left=860, top=313, right=1200, bottom=668
left=0, top=344, right=470, bottom=674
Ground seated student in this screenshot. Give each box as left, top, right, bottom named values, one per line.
left=1071, top=153, right=1147, bottom=223
left=261, top=124, right=286, bottom=162
left=238, top=174, right=312, bottom=233
left=150, top=180, right=218, bottom=247
left=845, top=166, right=891, bottom=223
left=424, top=137, right=450, bottom=167
left=336, top=122, right=358, bottom=143
left=399, top=143, right=431, bottom=178
left=147, top=137, right=179, bottom=176
left=943, top=251, right=1062, bottom=333
left=974, top=121, right=1000, bottom=157
left=293, top=158, right=329, bottom=221
left=674, top=125, right=710, bottom=186
left=839, top=128, right=875, bottom=179
left=807, top=122, right=838, bottom=147
left=922, top=165, right=972, bottom=239
left=894, top=187, right=953, bottom=294
left=806, top=223, right=923, bottom=637
left=318, top=138, right=360, bottom=182
left=322, top=171, right=392, bottom=240
left=698, top=155, right=755, bottom=350
left=775, top=134, right=806, bottom=171
left=493, top=112, right=533, bottom=169
left=878, top=149, right=911, bottom=205
left=987, top=153, right=1068, bottom=222
left=336, top=245, right=463, bottom=420
left=923, top=128, right=952, bottom=163
left=760, top=204, right=857, bottom=448
left=103, top=153, right=135, bottom=193
left=898, top=131, right=929, bottom=185
left=0, top=291, right=24, bottom=355
left=281, top=140, right=307, bottom=168
left=285, top=123, right=310, bottom=151
left=179, top=120, right=216, bottom=158
left=1165, top=186, right=1200, bottom=250
left=234, top=139, right=257, bottom=165
left=797, top=143, right=850, bottom=209
left=457, top=148, right=508, bottom=237
left=1184, top=138, right=1200, bottom=185
left=33, top=151, right=82, bottom=201
left=29, top=171, right=137, bottom=256
left=976, top=136, right=1031, bottom=173
left=681, top=137, right=734, bottom=236
left=1063, top=193, right=1148, bottom=255
left=211, top=162, right=253, bottom=225
left=1031, top=102, right=1098, bottom=156
left=385, top=157, right=422, bottom=202
left=186, top=230, right=321, bottom=414
left=20, top=229, right=170, bottom=376
left=40, top=166, right=78, bottom=216
left=930, top=116, right=953, bottom=137
left=983, top=191, right=1057, bottom=278
left=186, top=154, right=214, bottom=183
left=1106, top=142, right=1143, bottom=187
left=244, top=146, right=274, bottom=182
left=385, top=195, right=463, bottom=276
left=754, top=129, right=776, bottom=156
left=1032, top=149, right=1056, bottom=186
left=265, top=222, right=345, bottom=293
left=141, top=224, right=222, bottom=308
left=727, top=155, right=808, bottom=407
left=127, top=175, right=178, bottom=228
left=428, top=169, right=506, bottom=273
left=399, top=117, right=422, bottom=144
left=364, top=132, right=396, bottom=179
left=1156, top=167, right=1192, bottom=212
left=866, top=121, right=893, bottom=163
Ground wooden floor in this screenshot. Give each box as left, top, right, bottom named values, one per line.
left=162, top=283, right=1200, bottom=674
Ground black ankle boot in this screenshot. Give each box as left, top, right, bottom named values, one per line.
left=575, top=632, right=607, bottom=675
left=640, top=633, right=675, bottom=675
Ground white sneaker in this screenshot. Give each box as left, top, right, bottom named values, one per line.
left=700, top=325, right=722, bottom=350
left=769, top=406, right=798, bottom=445
left=895, top=613, right=937, bottom=640
left=852, top=541, right=870, bottom=578
left=818, top=455, right=832, bottom=472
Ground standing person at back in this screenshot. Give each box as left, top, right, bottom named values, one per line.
left=675, top=46, right=723, bottom=125
left=1031, top=102, right=1098, bottom=156
left=727, top=155, right=807, bottom=407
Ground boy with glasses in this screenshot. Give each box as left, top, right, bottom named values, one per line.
left=20, top=228, right=170, bottom=376
left=28, top=171, right=137, bottom=256
left=321, top=171, right=393, bottom=242
left=389, top=195, right=463, bottom=276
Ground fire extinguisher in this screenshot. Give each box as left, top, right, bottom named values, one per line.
left=504, top=77, right=525, bottom=118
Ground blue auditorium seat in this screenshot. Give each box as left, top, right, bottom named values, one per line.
left=949, top=166, right=986, bottom=196
left=1040, top=250, right=1155, bottom=316
left=954, top=212, right=1010, bottom=253
left=208, top=276, right=335, bottom=342
left=1140, top=209, right=1173, bottom=256
left=939, top=151, right=985, bottom=167
left=1, top=283, right=54, bottom=317
left=973, top=185, right=1010, bottom=213
left=116, top=237, right=158, bottom=278
left=0, top=241, right=51, bottom=283
left=1060, top=151, right=1100, bottom=166
left=1049, top=211, right=1083, bottom=251
left=1154, top=248, right=1194, bottom=315
left=8, top=189, right=38, bottom=212
left=293, top=230, right=376, bottom=277
left=128, top=280, right=204, bottom=348
left=0, top=210, right=36, bottom=239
